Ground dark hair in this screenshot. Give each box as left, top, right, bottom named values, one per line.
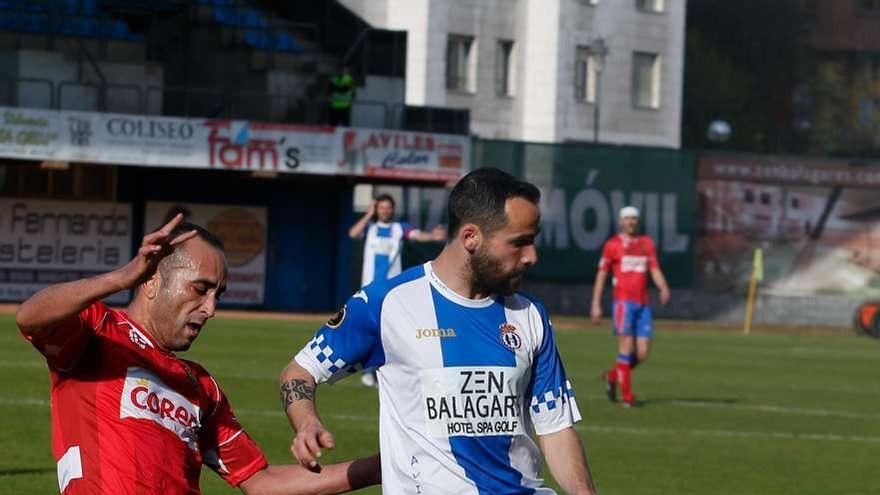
left=447, top=168, right=541, bottom=236
left=168, top=222, right=225, bottom=252
left=374, top=193, right=396, bottom=208
left=152, top=222, right=224, bottom=286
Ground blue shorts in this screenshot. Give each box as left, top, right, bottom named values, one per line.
left=612, top=300, right=654, bottom=339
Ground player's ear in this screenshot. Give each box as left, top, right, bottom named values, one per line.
left=141, top=272, right=161, bottom=300
left=460, top=223, right=481, bottom=254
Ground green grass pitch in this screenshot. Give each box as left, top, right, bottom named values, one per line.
left=1, top=313, right=878, bottom=494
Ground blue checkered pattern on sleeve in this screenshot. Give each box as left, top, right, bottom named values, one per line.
left=307, top=334, right=348, bottom=374
left=530, top=380, right=575, bottom=414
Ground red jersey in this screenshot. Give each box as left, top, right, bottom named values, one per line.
left=20, top=302, right=267, bottom=494
left=598, top=234, right=660, bottom=305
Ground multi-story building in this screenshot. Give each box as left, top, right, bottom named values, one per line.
left=804, top=0, right=880, bottom=55
left=802, top=0, right=880, bottom=130
left=340, top=0, right=686, bottom=147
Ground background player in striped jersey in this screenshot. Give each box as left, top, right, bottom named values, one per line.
left=17, top=214, right=380, bottom=494
left=348, top=193, right=446, bottom=387
left=590, top=206, right=670, bottom=408
left=282, top=168, right=599, bottom=494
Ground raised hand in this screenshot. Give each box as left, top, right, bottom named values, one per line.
left=114, top=213, right=197, bottom=290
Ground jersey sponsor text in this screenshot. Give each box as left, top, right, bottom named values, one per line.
left=620, top=255, right=648, bottom=273
left=420, top=366, right=524, bottom=438
left=120, top=367, right=200, bottom=450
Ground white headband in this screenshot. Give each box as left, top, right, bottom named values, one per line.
left=619, top=206, right=640, bottom=219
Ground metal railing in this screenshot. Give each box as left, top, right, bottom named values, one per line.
left=0, top=76, right=469, bottom=133
left=0, top=77, right=55, bottom=109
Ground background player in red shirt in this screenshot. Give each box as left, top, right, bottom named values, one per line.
left=590, top=206, right=670, bottom=407
left=16, top=214, right=380, bottom=494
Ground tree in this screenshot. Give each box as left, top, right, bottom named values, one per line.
left=683, top=0, right=808, bottom=153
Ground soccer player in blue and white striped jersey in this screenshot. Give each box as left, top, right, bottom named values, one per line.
left=348, top=193, right=446, bottom=387
left=281, top=168, right=599, bottom=495
left=349, top=193, right=447, bottom=293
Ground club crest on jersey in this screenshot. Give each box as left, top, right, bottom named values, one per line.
left=128, top=327, right=152, bottom=350
left=499, top=323, right=522, bottom=350
left=326, top=305, right=347, bottom=329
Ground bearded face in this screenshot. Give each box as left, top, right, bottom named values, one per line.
left=467, top=197, right=540, bottom=296
left=470, top=242, right=527, bottom=296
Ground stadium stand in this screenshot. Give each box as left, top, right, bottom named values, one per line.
left=0, top=0, right=142, bottom=40
left=0, top=0, right=466, bottom=131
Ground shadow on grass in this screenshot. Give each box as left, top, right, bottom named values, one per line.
left=0, top=467, right=55, bottom=476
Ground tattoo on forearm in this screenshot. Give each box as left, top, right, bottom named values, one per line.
left=280, top=379, right=315, bottom=411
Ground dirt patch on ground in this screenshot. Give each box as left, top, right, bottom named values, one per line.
left=0, top=303, right=850, bottom=336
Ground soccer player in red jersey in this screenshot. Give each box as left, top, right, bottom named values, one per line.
left=590, top=206, right=670, bottom=407
left=16, top=214, right=380, bottom=495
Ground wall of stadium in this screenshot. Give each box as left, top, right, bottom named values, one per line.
left=4, top=104, right=880, bottom=325
left=0, top=106, right=472, bottom=311
left=390, top=142, right=880, bottom=328
left=0, top=198, right=132, bottom=304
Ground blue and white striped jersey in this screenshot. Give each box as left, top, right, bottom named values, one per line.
left=361, top=221, right=413, bottom=287
left=295, top=262, right=581, bottom=494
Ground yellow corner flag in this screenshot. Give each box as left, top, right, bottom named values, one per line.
left=744, top=248, right=763, bottom=335
left=753, top=248, right=763, bottom=282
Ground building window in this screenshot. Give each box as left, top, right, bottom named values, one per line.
left=636, top=0, right=665, bottom=13
left=575, top=46, right=598, bottom=103
left=632, top=52, right=661, bottom=109
left=446, top=34, right=476, bottom=93
left=496, top=40, right=516, bottom=97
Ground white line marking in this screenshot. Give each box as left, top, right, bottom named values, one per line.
left=578, top=424, right=880, bottom=444
left=243, top=409, right=880, bottom=443
left=0, top=397, right=48, bottom=406
left=3, top=397, right=877, bottom=443
left=574, top=394, right=880, bottom=419
left=667, top=400, right=880, bottom=419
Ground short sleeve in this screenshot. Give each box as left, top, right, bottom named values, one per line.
left=597, top=239, right=614, bottom=271
left=365, top=221, right=376, bottom=237
left=527, top=302, right=581, bottom=436
left=400, top=222, right=417, bottom=239
left=645, top=237, right=660, bottom=270
left=20, top=301, right=109, bottom=372
left=294, top=286, right=384, bottom=385
left=198, top=372, right=268, bottom=487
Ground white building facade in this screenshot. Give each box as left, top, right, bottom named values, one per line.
left=339, top=0, right=685, bottom=147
